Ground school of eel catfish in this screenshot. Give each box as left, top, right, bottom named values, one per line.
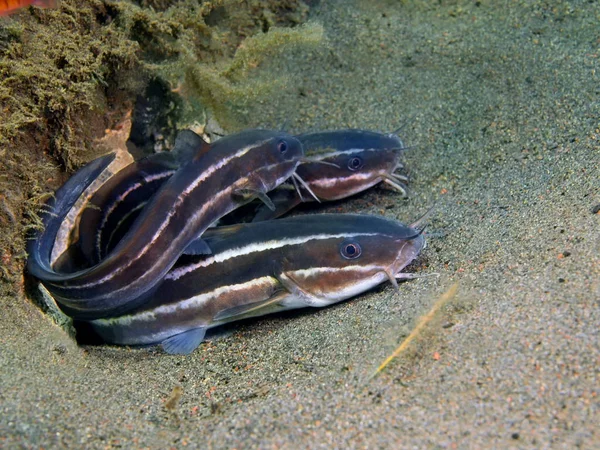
left=27, top=128, right=427, bottom=354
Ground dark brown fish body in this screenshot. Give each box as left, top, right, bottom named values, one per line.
left=27, top=130, right=304, bottom=320
left=64, top=129, right=408, bottom=259
left=76, top=131, right=208, bottom=267
left=87, top=213, right=425, bottom=354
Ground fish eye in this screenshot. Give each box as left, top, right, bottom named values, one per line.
left=277, top=140, right=288, bottom=154
left=340, top=240, right=362, bottom=259
left=347, top=156, right=364, bottom=171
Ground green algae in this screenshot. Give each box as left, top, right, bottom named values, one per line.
left=0, top=2, right=141, bottom=168
left=0, top=0, right=316, bottom=290
left=178, top=22, right=324, bottom=130
left=0, top=1, right=142, bottom=290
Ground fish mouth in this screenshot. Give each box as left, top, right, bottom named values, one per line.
left=381, top=233, right=426, bottom=291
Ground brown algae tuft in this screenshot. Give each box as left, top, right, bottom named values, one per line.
left=0, top=0, right=315, bottom=294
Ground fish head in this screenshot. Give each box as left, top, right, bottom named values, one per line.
left=246, top=131, right=304, bottom=191
left=199, top=129, right=304, bottom=193
left=295, top=147, right=406, bottom=200
left=203, top=129, right=303, bottom=163
left=280, top=214, right=425, bottom=305
left=295, top=129, right=408, bottom=200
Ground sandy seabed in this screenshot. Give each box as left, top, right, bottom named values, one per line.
left=1, top=0, right=599, bottom=448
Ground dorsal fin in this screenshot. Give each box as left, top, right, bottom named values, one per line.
left=172, top=130, right=210, bottom=162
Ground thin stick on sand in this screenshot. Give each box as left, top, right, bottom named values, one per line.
left=370, top=282, right=459, bottom=379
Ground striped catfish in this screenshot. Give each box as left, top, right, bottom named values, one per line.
left=70, top=129, right=409, bottom=260
left=251, top=129, right=409, bottom=222
left=73, top=130, right=209, bottom=267
left=27, top=129, right=304, bottom=320
left=84, top=213, right=426, bottom=354
left=26, top=152, right=117, bottom=288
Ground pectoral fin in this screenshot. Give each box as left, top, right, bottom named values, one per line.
left=182, top=238, right=212, bottom=255
left=213, top=290, right=289, bottom=321
left=161, top=327, right=207, bottom=354
left=233, top=188, right=276, bottom=211
left=276, top=272, right=325, bottom=307
left=251, top=188, right=302, bottom=222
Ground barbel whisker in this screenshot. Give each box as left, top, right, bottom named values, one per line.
left=395, top=272, right=440, bottom=280
left=391, top=171, right=409, bottom=183
left=381, top=175, right=408, bottom=198
left=390, top=145, right=417, bottom=152
left=290, top=174, right=305, bottom=202
left=409, top=206, right=436, bottom=231
left=392, top=113, right=418, bottom=135
left=293, top=172, right=321, bottom=203
left=382, top=269, right=400, bottom=292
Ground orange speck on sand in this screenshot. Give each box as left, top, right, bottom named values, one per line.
left=440, top=188, right=448, bottom=194
left=433, top=352, right=440, bottom=360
